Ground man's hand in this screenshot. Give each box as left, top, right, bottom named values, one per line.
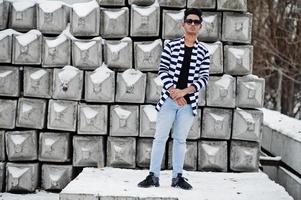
left=170, top=89, right=186, bottom=100
left=175, top=97, right=187, bottom=106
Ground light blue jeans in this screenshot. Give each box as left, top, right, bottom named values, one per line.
left=149, top=97, right=195, bottom=178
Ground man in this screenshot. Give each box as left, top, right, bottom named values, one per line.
left=138, top=8, right=210, bottom=190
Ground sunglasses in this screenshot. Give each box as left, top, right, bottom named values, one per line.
left=184, top=19, right=202, bottom=25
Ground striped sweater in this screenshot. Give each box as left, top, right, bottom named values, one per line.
left=155, top=36, right=210, bottom=116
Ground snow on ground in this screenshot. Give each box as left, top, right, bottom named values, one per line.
left=61, top=167, right=293, bottom=200
left=0, top=190, right=59, bottom=200
left=260, top=108, right=301, bottom=142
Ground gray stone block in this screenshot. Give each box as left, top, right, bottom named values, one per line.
left=47, top=99, right=78, bottom=131
left=187, top=0, right=216, bottom=9
left=130, top=3, right=160, bottom=37
left=16, top=98, right=46, bottom=129
left=198, top=88, right=206, bottom=106
left=107, top=137, right=136, bottom=168
left=128, top=0, right=155, bottom=6
left=203, top=41, right=223, bottom=74
left=72, top=37, right=102, bottom=70
left=140, top=105, right=157, bottom=137
left=0, top=162, right=4, bottom=192
left=104, top=37, right=132, bottom=71
left=162, top=9, right=184, bottom=39
left=5, top=130, right=37, bottom=161
left=53, top=66, right=83, bottom=101
left=145, top=73, right=163, bottom=104
left=85, top=65, right=115, bottom=103
left=23, top=67, right=52, bottom=98
left=42, top=34, right=71, bottom=68
left=186, top=110, right=201, bottom=140
left=73, top=136, right=105, bottom=167
left=236, top=75, right=265, bottom=108
left=39, top=132, right=71, bottom=162
left=206, top=75, right=236, bottom=108
left=116, top=69, right=146, bottom=103
left=37, top=1, right=69, bottom=34
left=217, top=0, right=248, bottom=12
left=0, top=29, right=20, bottom=63
left=158, top=0, right=186, bottom=7
left=224, top=45, right=253, bottom=75
left=0, top=0, right=9, bottom=30
left=5, top=162, right=39, bottom=192
left=0, top=131, right=4, bottom=161
left=232, top=108, right=263, bottom=142
left=70, top=1, right=100, bottom=36
left=230, top=140, right=259, bottom=172
left=198, top=12, right=221, bottom=42
left=134, top=39, right=162, bottom=71
left=0, top=99, right=17, bottom=129
left=41, top=164, right=73, bottom=190
left=9, top=1, right=36, bottom=31
left=110, top=105, right=139, bottom=137
left=98, top=0, right=125, bottom=6
left=168, top=141, right=197, bottom=171
left=198, top=140, right=228, bottom=172
left=136, top=138, right=165, bottom=169
left=261, top=125, right=273, bottom=152
left=12, top=30, right=42, bottom=65
left=222, top=12, right=253, bottom=44
left=202, top=108, right=232, bottom=140
left=0, top=66, right=20, bottom=97
left=78, top=103, right=108, bottom=135
left=100, top=7, right=129, bottom=38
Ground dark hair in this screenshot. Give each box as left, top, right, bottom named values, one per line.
left=184, top=8, right=203, bottom=23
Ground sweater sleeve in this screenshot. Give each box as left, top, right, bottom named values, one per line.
left=191, top=50, right=210, bottom=92
left=158, top=42, right=175, bottom=90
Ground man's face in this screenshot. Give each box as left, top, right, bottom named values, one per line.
left=182, top=14, right=202, bottom=35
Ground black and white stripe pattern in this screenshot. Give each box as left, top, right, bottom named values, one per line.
left=156, top=36, right=210, bottom=116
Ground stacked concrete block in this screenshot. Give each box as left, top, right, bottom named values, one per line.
left=203, top=41, right=223, bottom=74
left=16, top=98, right=46, bottom=129
left=98, top=0, right=126, bottom=6
left=73, top=136, right=104, bottom=167
left=136, top=138, right=166, bottom=169
left=100, top=7, right=129, bottom=38
left=224, top=45, right=253, bottom=75
left=198, top=88, right=206, bottom=106
left=198, top=140, right=228, bottom=172
left=5, top=130, right=37, bottom=161
left=47, top=99, right=78, bottom=131
left=41, top=164, right=73, bottom=190
left=0, top=162, right=4, bottom=191
left=110, top=105, right=139, bottom=136
left=198, top=12, right=222, bottom=42
left=104, top=37, right=132, bottom=71
left=202, top=108, right=232, bottom=140
left=232, top=109, right=263, bottom=142
left=72, top=37, right=102, bottom=70
left=217, top=0, right=248, bottom=12
left=187, top=0, right=216, bottom=9
left=37, top=1, right=69, bottom=35
left=236, top=75, right=265, bottom=108
left=0, top=66, right=19, bottom=97
left=145, top=73, right=163, bottom=103
left=12, top=30, right=42, bottom=65
left=0, top=29, right=20, bottom=63
left=107, top=137, right=136, bottom=168
left=168, top=141, right=198, bottom=171
left=5, top=162, right=39, bottom=192
left=158, top=0, right=186, bottom=8
left=39, top=132, right=70, bottom=162
left=0, top=0, right=10, bottom=30
left=78, top=103, right=108, bottom=135
left=206, top=75, right=236, bottom=108
left=187, top=111, right=202, bottom=140
left=116, top=69, right=146, bottom=103
left=23, top=67, right=52, bottom=98
left=140, top=105, right=157, bottom=137
left=230, top=140, right=260, bottom=172
left=0, top=99, right=17, bottom=129
left=162, top=9, right=184, bottom=39
left=0, top=131, right=4, bottom=161
left=130, top=3, right=160, bottom=37
left=222, top=12, right=253, bottom=44
left=85, top=65, right=115, bottom=102
left=128, top=0, right=155, bottom=6
left=70, top=1, right=100, bottom=37
left=134, top=39, right=162, bottom=71
left=9, top=1, right=36, bottom=31
left=42, top=34, right=71, bottom=67
left=53, top=65, right=83, bottom=100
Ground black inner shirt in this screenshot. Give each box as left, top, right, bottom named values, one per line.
left=176, top=45, right=193, bottom=104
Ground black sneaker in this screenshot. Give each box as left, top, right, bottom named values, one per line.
left=171, top=173, right=192, bottom=190
left=137, top=172, right=160, bottom=188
